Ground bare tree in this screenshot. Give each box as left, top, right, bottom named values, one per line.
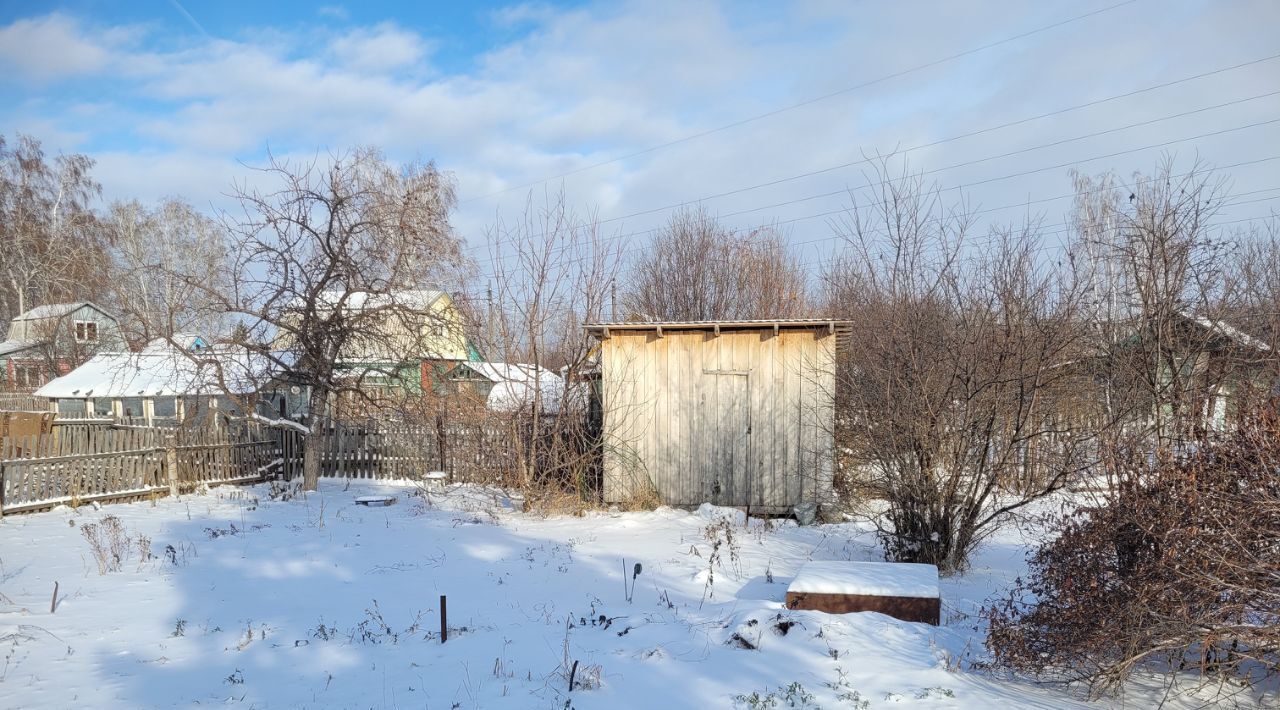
left=822, top=161, right=1093, bottom=572
left=145, top=148, right=464, bottom=490
left=623, top=207, right=806, bottom=321
left=1074, top=158, right=1248, bottom=448
left=0, top=134, right=106, bottom=320
left=482, top=191, right=621, bottom=507
left=102, top=198, right=231, bottom=346
left=1232, top=216, right=1280, bottom=357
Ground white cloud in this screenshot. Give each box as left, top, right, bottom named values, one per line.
left=0, top=0, right=1277, bottom=268
left=0, top=14, right=121, bottom=81
left=329, top=22, right=431, bottom=72
left=318, top=5, right=349, bottom=21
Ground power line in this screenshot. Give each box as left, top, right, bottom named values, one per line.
left=464, top=52, right=1280, bottom=252
left=461, top=0, right=1141, bottom=203
left=467, top=117, right=1280, bottom=274
left=461, top=213, right=1280, bottom=310
left=461, top=161, right=1280, bottom=297
left=792, top=196, right=1280, bottom=273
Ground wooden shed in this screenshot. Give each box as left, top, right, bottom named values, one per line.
left=587, top=320, right=848, bottom=513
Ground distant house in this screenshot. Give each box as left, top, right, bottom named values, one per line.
left=35, top=338, right=302, bottom=425
left=444, top=361, right=566, bottom=413
left=0, top=302, right=125, bottom=392
left=1159, top=312, right=1276, bottom=430
left=277, top=289, right=482, bottom=397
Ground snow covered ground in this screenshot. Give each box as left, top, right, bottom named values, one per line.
left=0, top=480, right=1208, bottom=708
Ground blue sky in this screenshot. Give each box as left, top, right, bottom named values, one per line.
left=1, top=0, right=1277, bottom=277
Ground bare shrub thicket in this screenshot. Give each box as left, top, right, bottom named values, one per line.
left=480, top=192, right=621, bottom=511
left=821, top=161, right=1095, bottom=572
left=81, top=515, right=151, bottom=574
left=986, top=408, right=1280, bottom=698
left=623, top=206, right=807, bottom=321
left=984, top=164, right=1280, bottom=700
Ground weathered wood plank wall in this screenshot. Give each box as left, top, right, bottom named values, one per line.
left=600, top=326, right=836, bottom=511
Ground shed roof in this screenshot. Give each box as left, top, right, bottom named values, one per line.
left=586, top=319, right=853, bottom=337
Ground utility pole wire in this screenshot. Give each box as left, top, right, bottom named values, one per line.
left=464, top=51, right=1280, bottom=254
left=467, top=118, right=1280, bottom=275
left=462, top=0, right=1141, bottom=203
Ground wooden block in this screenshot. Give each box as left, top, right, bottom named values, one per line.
left=785, top=561, right=941, bottom=625
left=785, top=591, right=940, bottom=625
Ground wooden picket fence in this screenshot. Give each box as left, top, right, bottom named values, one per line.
left=0, top=393, right=51, bottom=412
left=0, top=420, right=278, bottom=516
left=304, top=419, right=528, bottom=483
left=0, top=414, right=589, bottom=515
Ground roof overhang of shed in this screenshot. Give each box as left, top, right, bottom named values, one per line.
left=586, top=319, right=853, bottom=339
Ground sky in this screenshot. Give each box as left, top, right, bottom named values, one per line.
left=1, top=0, right=1278, bottom=286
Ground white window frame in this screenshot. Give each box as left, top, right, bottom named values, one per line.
left=74, top=320, right=100, bottom=343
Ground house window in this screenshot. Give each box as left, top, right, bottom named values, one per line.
left=56, top=399, right=87, bottom=417
left=75, top=320, right=99, bottom=343
left=120, top=397, right=144, bottom=420
left=152, top=397, right=177, bottom=418
left=13, top=363, right=45, bottom=389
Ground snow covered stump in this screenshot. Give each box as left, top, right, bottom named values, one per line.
left=785, top=561, right=941, bottom=625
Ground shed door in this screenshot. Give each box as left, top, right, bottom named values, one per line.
left=709, top=373, right=750, bottom=506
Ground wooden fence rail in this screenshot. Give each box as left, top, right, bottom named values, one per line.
left=0, top=421, right=279, bottom=515
left=0, top=415, right=587, bottom=515
left=300, top=420, right=526, bottom=482
left=0, top=393, right=51, bottom=412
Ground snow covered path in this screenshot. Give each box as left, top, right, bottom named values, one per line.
left=0, top=481, right=1110, bottom=708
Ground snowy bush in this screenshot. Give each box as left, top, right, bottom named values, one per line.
left=986, top=411, right=1280, bottom=698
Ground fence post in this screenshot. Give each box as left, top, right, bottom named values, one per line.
left=436, top=414, right=448, bottom=473
left=0, top=463, right=5, bottom=518
left=166, top=435, right=179, bottom=497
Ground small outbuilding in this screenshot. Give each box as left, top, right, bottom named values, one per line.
left=587, top=319, right=848, bottom=513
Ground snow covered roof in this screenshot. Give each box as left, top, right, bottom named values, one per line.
left=0, top=339, right=37, bottom=357
left=1188, top=315, right=1272, bottom=352
left=142, top=333, right=209, bottom=353
left=301, top=290, right=446, bottom=312
left=11, top=302, right=107, bottom=321
left=589, top=318, right=851, bottom=331
left=35, top=346, right=274, bottom=399
left=459, top=361, right=565, bottom=413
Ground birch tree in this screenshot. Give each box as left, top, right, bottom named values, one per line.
left=0, top=133, right=105, bottom=319
left=103, top=198, right=231, bottom=346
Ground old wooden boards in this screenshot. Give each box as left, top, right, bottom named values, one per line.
left=597, top=323, right=838, bottom=512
